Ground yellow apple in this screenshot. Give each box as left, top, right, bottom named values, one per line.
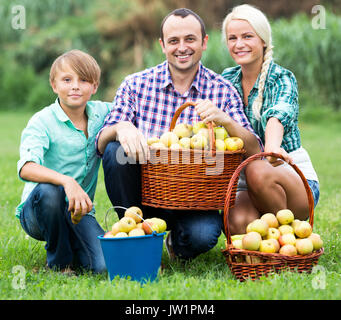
left=246, top=222, right=254, bottom=233
left=276, top=209, right=294, bottom=225
left=231, top=234, right=245, bottom=241
left=214, top=126, right=228, bottom=140
left=150, top=142, right=167, bottom=149
left=103, top=231, right=115, bottom=238
left=150, top=217, right=167, bottom=233
left=296, top=238, right=314, bottom=255
left=279, top=244, right=297, bottom=256
left=160, top=131, right=179, bottom=147
left=260, top=213, right=279, bottom=228
left=232, top=239, right=243, bottom=249
left=173, top=123, right=193, bottom=139
left=268, top=238, right=280, bottom=252
left=259, top=239, right=278, bottom=253
left=118, top=217, right=136, bottom=233
left=190, top=134, right=208, bottom=149
left=111, top=222, right=121, bottom=236
left=142, top=218, right=160, bottom=234
left=192, top=121, right=207, bottom=134
left=248, top=219, right=269, bottom=237
left=224, top=137, right=244, bottom=151
left=215, top=139, right=226, bottom=151
left=279, top=233, right=296, bottom=246
left=242, top=232, right=262, bottom=251
left=147, top=137, right=160, bottom=146
left=294, top=221, right=312, bottom=238
left=278, top=224, right=294, bottom=235
left=179, top=137, right=191, bottom=149
left=170, top=143, right=181, bottom=150
left=308, top=233, right=323, bottom=250
left=266, top=227, right=281, bottom=240
left=114, top=232, right=128, bottom=238
left=291, top=219, right=301, bottom=230
left=124, top=206, right=143, bottom=223
left=128, top=228, right=145, bottom=237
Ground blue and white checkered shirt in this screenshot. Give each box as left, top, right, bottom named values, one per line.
left=96, top=61, right=261, bottom=153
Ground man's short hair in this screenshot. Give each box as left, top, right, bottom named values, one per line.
left=160, top=8, right=206, bottom=43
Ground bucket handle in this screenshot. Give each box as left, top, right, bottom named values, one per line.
left=105, top=206, right=158, bottom=236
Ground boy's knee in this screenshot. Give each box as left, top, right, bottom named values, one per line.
left=35, top=183, right=65, bottom=212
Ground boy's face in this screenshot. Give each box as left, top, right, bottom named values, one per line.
left=51, top=63, right=98, bottom=112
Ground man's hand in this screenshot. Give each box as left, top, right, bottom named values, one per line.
left=194, top=99, right=229, bottom=126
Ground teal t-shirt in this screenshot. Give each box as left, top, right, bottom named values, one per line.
left=16, top=99, right=113, bottom=218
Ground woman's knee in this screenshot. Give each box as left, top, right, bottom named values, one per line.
left=245, top=160, right=274, bottom=191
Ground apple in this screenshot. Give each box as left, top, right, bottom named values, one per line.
left=170, top=143, right=181, bottom=150
left=214, top=126, right=228, bottom=140
left=117, top=217, right=136, bottom=233
left=124, top=206, right=143, bottom=223
left=279, top=244, right=297, bottom=256
left=276, top=209, right=294, bottom=225
left=268, top=238, right=280, bottom=252
left=291, top=219, right=301, bottom=230
left=294, top=221, right=312, bottom=238
left=179, top=137, right=191, bottom=149
left=111, top=222, right=121, bottom=236
left=150, top=142, right=167, bottom=149
left=259, top=239, right=278, bottom=253
left=150, top=217, right=167, bottom=233
left=266, top=227, right=281, bottom=240
left=279, top=233, right=296, bottom=246
left=248, top=219, right=269, bottom=237
left=260, top=213, right=279, bottom=228
left=308, top=233, right=323, bottom=250
left=160, top=131, right=179, bottom=147
left=173, top=123, right=192, bottom=139
left=278, top=225, right=294, bottom=235
left=128, top=228, right=145, bottom=237
left=136, top=222, right=143, bottom=229
left=224, top=137, right=244, bottom=151
left=215, top=139, right=226, bottom=151
left=231, top=234, right=245, bottom=241
left=246, top=222, right=254, bottom=233
left=242, top=232, right=262, bottom=251
left=147, top=137, right=160, bottom=146
left=232, top=239, right=243, bottom=249
left=114, top=232, right=128, bottom=238
left=190, top=134, right=208, bottom=150
left=296, top=238, right=314, bottom=255
left=192, top=121, right=207, bottom=134
left=103, top=231, right=115, bottom=238
left=142, top=218, right=160, bottom=234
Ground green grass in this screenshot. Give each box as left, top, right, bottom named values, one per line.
left=0, top=108, right=340, bottom=300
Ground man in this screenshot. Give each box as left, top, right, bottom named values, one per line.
left=96, top=8, right=261, bottom=260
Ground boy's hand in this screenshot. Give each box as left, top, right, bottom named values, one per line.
left=62, top=176, right=93, bottom=218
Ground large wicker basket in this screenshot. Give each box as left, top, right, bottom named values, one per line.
left=221, top=152, right=324, bottom=281
left=141, top=102, right=245, bottom=211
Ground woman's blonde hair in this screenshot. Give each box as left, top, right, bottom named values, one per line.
left=222, top=4, right=273, bottom=120
left=49, top=49, right=101, bottom=86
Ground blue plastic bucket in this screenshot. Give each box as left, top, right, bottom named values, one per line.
left=98, top=232, right=165, bottom=283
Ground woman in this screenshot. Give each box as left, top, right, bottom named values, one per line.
left=221, top=4, right=319, bottom=234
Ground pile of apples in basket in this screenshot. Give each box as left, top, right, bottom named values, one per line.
left=230, top=209, right=323, bottom=261
left=147, top=121, right=244, bottom=151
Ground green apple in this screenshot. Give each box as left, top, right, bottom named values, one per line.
left=173, top=123, right=193, bottom=139
left=232, top=239, right=243, bottom=249
left=231, top=234, right=245, bottom=241
left=279, top=233, right=296, bottom=246
left=160, top=131, right=179, bottom=147
left=279, top=244, right=297, bottom=256
left=278, top=224, right=294, bottom=235
left=266, top=227, right=281, bottom=240
left=151, top=217, right=167, bottom=233
left=224, top=137, right=244, bottom=151
left=214, top=126, right=228, bottom=140
left=192, top=121, right=207, bottom=134
left=294, top=220, right=312, bottom=238
left=276, top=209, right=294, bottom=225
left=215, top=139, right=226, bottom=151
left=190, top=134, right=208, bottom=150
left=179, top=137, right=191, bottom=149
left=118, top=217, right=136, bottom=233
left=260, top=213, right=279, bottom=228
left=296, top=238, right=314, bottom=255
left=249, top=219, right=269, bottom=237
left=308, top=233, right=323, bottom=250
left=242, top=232, right=262, bottom=251
left=259, top=239, right=278, bottom=253
left=124, top=206, right=143, bottom=223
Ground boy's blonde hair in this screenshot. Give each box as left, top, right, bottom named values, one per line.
left=222, top=4, right=273, bottom=120
left=49, top=49, right=101, bottom=86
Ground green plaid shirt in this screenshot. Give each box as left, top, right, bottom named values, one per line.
left=222, top=61, right=301, bottom=153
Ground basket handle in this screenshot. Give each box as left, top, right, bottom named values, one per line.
left=169, top=101, right=216, bottom=153
left=223, top=152, right=315, bottom=245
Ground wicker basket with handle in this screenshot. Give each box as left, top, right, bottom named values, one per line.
left=141, top=101, right=245, bottom=211
left=221, top=152, right=324, bottom=281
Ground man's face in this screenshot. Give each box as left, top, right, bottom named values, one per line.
left=159, top=14, right=208, bottom=75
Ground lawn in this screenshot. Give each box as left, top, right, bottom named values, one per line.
left=0, top=109, right=340, bottom=301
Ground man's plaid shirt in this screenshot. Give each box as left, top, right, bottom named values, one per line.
left=96, top=61, right=261, bottom=153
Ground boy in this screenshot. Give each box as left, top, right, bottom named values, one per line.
left=16, top=49, right=112, bottom=274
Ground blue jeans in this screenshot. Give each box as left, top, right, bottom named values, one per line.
left=102, top=141, right=223, bottom=260
left=20, top=183, right=106, bottom=273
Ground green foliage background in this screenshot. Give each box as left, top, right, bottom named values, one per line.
left=0, top=0, right=340, bottom=111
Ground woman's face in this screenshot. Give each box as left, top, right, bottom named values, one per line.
left=226, top=19, right=265, bottom=69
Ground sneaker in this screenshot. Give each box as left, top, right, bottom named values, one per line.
left=165, top=231, right=176, bottom=260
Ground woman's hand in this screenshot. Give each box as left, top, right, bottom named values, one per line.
left=264, top=145, right=293, bottom=167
